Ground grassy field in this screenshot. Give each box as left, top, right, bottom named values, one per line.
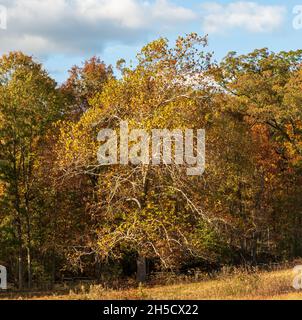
left=1, top=267, right=302, bottom=300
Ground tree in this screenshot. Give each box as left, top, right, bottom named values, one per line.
left=211, top=48, right=302, bottom=259
left=0, top=52, right=63, bottom=288
left=61, top=56, right=113, bottom=119
left=55, top=34, right=225, bottom=278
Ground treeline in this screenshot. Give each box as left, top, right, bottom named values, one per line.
left=1, top=34, right=302, bottom=289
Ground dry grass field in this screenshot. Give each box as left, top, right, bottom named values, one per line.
left=1, top=267, right=302, bottom=300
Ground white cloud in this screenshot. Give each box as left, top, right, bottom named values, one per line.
left=151, top=0, right=196, bottom=24
left=0, top=0, right=196, bottom=56
left=202, top=1, right=286, bottom=34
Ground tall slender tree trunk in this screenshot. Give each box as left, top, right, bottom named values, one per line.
left=136, top=167, right=149, bottom=283
left=24, top=147, right=33, bottom=289
left=18, top=252, right=23, bottom=289
left=26, top=246, right=32, bottom=289
left=13, top=145, right=24, bottom=290
left=51, top=250, right=56, bottom=289
left=16, top=220, right=23, bottom=290
left=25, top=212, right=32, bottom=289
left=136, top=255, right=147, bottom=283
left=15, top=189, right=23, bottom=290
left=51, top=193, right=59, bottom=289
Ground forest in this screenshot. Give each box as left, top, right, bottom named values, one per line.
left=1, top=33, right=302, bottom=290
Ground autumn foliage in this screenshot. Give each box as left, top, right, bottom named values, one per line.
left=1, top=35, right=302, bottom=288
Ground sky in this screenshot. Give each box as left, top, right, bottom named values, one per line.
left=0, top=0, right=301, bottom=83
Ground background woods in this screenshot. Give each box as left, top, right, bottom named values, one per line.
left=1, top=34, right=302, bottom=289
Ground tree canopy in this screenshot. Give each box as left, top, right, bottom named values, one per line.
left=1, top=36, right=302, bottom=288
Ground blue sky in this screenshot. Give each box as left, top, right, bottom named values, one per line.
left=0, top=0, right=301, bottom=83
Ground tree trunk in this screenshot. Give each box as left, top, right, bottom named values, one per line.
left=136, top=255, right=147, bottom=283
left=18, top=245, right=23, bottom=290
left=26, top=246, right=31, bottom=289
left=51, top=250, right=56, bottom=289
left=25, top=214, right=32, bottom=289
left=13, top=147, right=23, bottom=290
left=16, top=216, right=23, bottom=290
